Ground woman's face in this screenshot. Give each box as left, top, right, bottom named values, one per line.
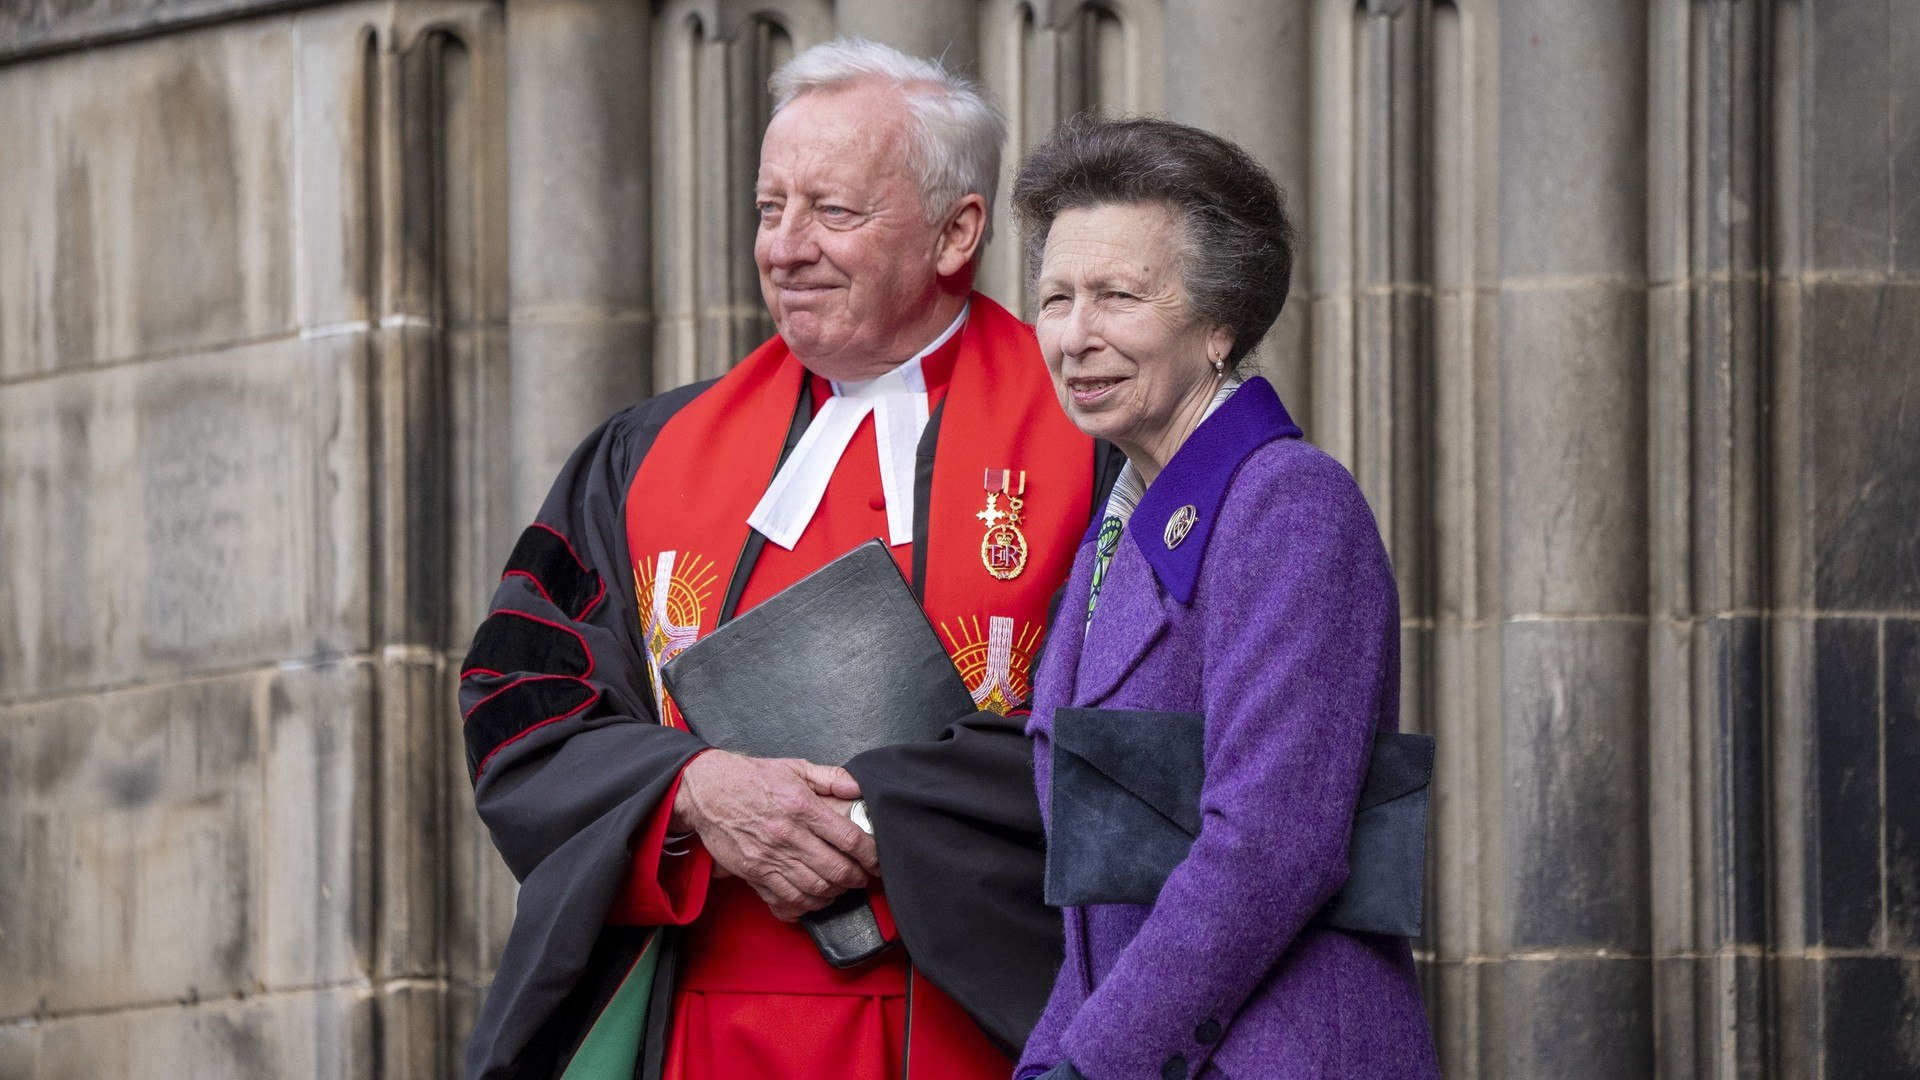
left=1034, top=202, right=1233, bottom=478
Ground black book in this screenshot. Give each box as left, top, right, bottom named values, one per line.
left=661, top=539, right=978, bottom=966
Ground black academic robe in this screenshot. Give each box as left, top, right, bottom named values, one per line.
left=459, top=379, right=1123, bottom=1080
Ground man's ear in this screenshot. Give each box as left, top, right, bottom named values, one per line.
left=935, top=193, right=989, bottom=278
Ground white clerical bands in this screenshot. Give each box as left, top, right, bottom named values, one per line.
left=747, top=307, right=968, bottom=550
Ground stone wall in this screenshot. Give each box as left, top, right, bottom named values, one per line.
left=2, top=1, right=1916, bottom=1077
left=0, top=3, right=513, bottom=1075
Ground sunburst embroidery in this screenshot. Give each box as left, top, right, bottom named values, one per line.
left=940, top=615, right=1041, bottom=715
left=635, top=550, right=720, bottom=726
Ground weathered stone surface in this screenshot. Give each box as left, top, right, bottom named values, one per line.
left=1802, top=0, right=1894, bottom=273
left=1698, top=615, right=1768, bottom=948
left=507, top=0, right=651, bottom=312
left=381, top=980, right=456, bottom=1080
left=1498, top=285, right=1649, bottom=617
left=1428, top=960, right=1499, bottom=1080
left=1806, top=282, right=1920, bottom=610
left=1654, top=955, right=1769, bottom=1080
left=1428, top=288, right=1501, bottom=623
left=290, top=4, right=379, bottom=333
left=1503, top=619, right=1650, bottom=952
left=1502, top=956, right=1653, bottom=1079
left=258, top=662, right=375, bottom=991
left=0, top=22, right=296, bottom=378
left=0, top=1023, right=31, bottom=1079
left=1895, top=4, right=1920, bottom=274
left=1686, top=278, right=1769, bottom=614
left=0, top=661, right=371, bottom=1017
left=1497, top=0, right=1647, bottom=278
left=372, top=657, right=455, bottom=980
left=15, top=986, right=373, bottom=1080
left=1887, top=618, right=1920, bottom=952
left=508, top=317, right=655, bottom=523
left=1651, top=614, right=1769, bottom=957
left=1429, top=621, right=1503, bottom=959
left=1646, top=283, right=1690, bottom=617
left=1646, top=613, right=1694, bottom=949
left=0, top=0, right=326, bottom=60
left=1807, top=616, right=1883, bottom=949
left=508, top=0, right=656, bottom=521
left=1814, top=957, right=1920, bottom=1080
left=0, top=336, right=372, bottom=701
left=835, top=0, right=975, bottom=75
left=445, top=323, right=517, bottom=639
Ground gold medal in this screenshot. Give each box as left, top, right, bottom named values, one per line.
left=978, top=469, right=1030, bottom=580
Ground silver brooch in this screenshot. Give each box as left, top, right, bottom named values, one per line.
left=1164, top=505, right=1199, bottom=549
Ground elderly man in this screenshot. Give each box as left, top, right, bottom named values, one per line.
left=463, top=40, right=1116, bottom=1080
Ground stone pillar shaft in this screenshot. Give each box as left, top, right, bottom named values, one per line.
left=506, top=0, right=653, bottom=522
left=1496, top=0, right=1654, bottom=1075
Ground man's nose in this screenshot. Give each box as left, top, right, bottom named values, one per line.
left=763, top=213, right=819, bottom=269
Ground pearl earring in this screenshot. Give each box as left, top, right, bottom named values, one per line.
left=1212, top=355, right=1226, bottom=375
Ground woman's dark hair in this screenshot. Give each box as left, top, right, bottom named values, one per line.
left=1011, top=115, right=1297, bottom=369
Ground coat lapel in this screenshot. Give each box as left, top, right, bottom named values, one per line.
left=1071, top=536, right=1170, bottom=707
left=1066, top=379, right=1304, bottom=708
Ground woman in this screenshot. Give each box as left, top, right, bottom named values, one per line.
left=1011, top=117, right=1439, bottom=1080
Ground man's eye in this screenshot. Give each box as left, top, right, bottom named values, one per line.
left=755, top=200, right=780, bottom=218
left=820, top=205, right=854, bottom=219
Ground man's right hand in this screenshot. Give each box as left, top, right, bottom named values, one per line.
left=671, top=750, right=881, bottom=922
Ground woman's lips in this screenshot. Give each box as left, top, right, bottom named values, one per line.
left=1067, top=377, right=1125, bottom=405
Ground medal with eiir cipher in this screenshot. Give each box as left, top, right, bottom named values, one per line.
left=977, top=468, right=1030, bottom=581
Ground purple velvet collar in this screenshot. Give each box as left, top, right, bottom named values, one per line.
left=1128, top=376, right=1302, bottom=604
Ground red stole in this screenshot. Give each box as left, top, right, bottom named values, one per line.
left=623, top=293, right=1092, bottom=728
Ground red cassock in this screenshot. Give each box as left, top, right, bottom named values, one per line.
left=606, top=338, right=1012, bottom=1080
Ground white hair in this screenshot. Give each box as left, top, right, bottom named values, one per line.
left=770, top=39, right=1007, bottom=236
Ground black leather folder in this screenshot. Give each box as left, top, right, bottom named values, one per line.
left=661, top=540, right=978, bottom=966
left=1045, top=707, right=1433, bottom=938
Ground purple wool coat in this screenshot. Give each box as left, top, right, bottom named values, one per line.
left=1016, top=379, right=1440, bottom=1080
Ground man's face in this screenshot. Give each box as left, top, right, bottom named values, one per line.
left=754, top=83, right=949, bottom=381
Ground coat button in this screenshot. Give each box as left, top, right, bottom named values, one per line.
left=869, top=494, right=887, bottom=511
left=1195, top=1018, right=1222, bottom=1045
left=1160, top=1056, right=1188, bottom=1080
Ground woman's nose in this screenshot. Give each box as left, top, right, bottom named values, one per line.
left=1056, top=299, right=1097, bottom=358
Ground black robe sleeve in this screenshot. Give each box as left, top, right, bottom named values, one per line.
left=462, top=383, right=715, bottom=1080
left=846, top=710, right=1059, bottom=1057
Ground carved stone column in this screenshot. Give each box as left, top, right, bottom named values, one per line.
left=1496, top=1, right=1654, bottom=1075
left=506, top=0, right=653, bottom=521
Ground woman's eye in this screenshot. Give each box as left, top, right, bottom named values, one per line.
left=1041, top=293, right=1070, bottom=308
left=1103, top=290, right=1136, bottom=302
